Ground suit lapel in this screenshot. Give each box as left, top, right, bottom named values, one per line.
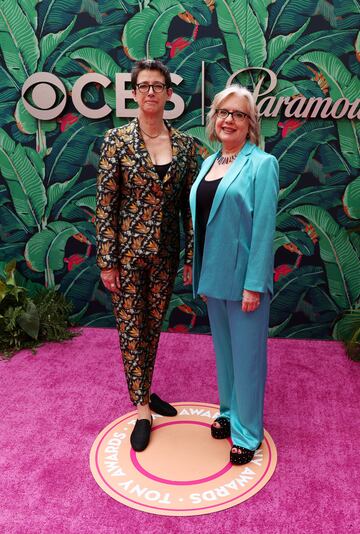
left=207, top=142, right=255, bottom=225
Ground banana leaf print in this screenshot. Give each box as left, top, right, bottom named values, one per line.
left=0, top=0, right=359, bottom=339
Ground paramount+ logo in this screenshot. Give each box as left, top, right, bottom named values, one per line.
left=21, top=67, right=360, bottom=122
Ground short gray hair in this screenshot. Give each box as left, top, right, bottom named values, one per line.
left=206, top=85, right=260, bottom=146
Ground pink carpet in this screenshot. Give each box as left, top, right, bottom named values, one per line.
left=1, top=329, right=359, bottom=533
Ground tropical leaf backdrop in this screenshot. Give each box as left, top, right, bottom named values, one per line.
left=0, top=0, right=359, bottom=340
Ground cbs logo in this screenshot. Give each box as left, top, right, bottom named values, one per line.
left=22, top=72, right=185, bottom=120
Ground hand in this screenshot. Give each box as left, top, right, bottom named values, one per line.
left=200, top=294, right=207, bottom=303
left=101, top=267, right=120, bottom=292
left=242, top=289, right=260, bottom=313
left=183, top=264, right=192, bottom=286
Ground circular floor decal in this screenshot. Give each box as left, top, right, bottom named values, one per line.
left=90, top=402, right=277, bottom=516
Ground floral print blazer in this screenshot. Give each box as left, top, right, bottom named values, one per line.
left=96, top=118, right=198, bottom=270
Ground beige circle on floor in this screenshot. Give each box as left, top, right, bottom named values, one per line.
left=90, top=402, right=277, bottom=516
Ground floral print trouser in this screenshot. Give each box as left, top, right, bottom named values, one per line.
left=111, top=254, right=178, bottom=406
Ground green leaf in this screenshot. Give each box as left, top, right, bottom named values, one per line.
left=78, top=312, right=115, bottom=327
left=249, top=0, right=274, bottom=32
left=278, top=185, right=344, bottom=216
left=0, top=242, right=25, bottom=261
left=299, top=51, right=360, bottom=168
left=315, top=0, right=337, bottom=27
left=318, top=143, right=353, bottom=175
left=272, top=121, right=336, bottom=187
left=270, top=266, right=325, bottom=326
left=0, top=0, right=40, bottom=83
left=273, top=30, right=356, bottom=76
left=185, top=127, right=220, bottom=155
left=0, top=129, right=46, bottom=229
left=273, top=230, right=315, bottom=255
left=45, top=169, right=82, bottom=220
left=38, top=0, right=82, bottom=36
left=306, top=285, right=339, bottom=319
left=268, top=0, right=318, bottom=37
left=0, top=204, right=29, bottom=236
left=45, top=118, right=110, bottom=186
left=70, top=47, right=121, bottom=81
left=75, top=196, right=96, bottom=212
left=260, top=117, right=278, bottom=139
left=290, top=205, right=360, bottom=309
left=278, top=176, right=301, bottom=202
left=18, top=1, right=39, bottom=30
left=266, top=20, right=309, bottom=67
left=268, top=315, right=292, bottom=337
left=47, top=26, right=121, bottom=73
left=273, top=230, right=291, bottom=253
left=173, top=109, right=206, bottom=131
left=281, top=323, right=332, bottom=339
left=333, top=0, right=360, bottom=17
left=215, top=0, right=266, bottom=74
left=60, top=257, right=100, bottom=316
left=52, top=178, right=95, bottom=221
left=39, top=17, right=76, bottom=70
left=333, top=310, right=360, bottom=342
left=167, top=38, right=225, bottom=96
left=24, top=221, right=83, bottom=272
left=80, top=0, right=102, bottom=23
left=343, top=176, right=360, bottom=220
left=205, top=62, right=232, bottom=99
left=17, top=300, right=39, bottom=339
left=123, top=0, right=210, bottom=59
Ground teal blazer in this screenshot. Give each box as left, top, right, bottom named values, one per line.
left=189, top=141, right=279, bottom=300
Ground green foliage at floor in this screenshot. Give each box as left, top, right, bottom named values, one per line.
left=0, top=261, right=77, bottom=359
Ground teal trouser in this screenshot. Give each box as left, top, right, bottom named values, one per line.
left=207, top=292, right=270, bottom=450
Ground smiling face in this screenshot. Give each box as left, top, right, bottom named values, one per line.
left=132, top=69, right=173, bottom=116
left=214, top=94, right=250, bottom=152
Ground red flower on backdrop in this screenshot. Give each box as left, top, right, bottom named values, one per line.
left=64, top=254, right=86, bottom=271
left=57, top=113, right=78, bottom=132
left=278, top=119, right=304, bottom=138
left=274, top=264, right=293, bottom=282
left=166, top=37, right=191, bottom=58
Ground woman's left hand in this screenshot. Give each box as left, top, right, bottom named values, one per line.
left=242, top=289, right=261, bottom=313
left=183, top=264, right=192, bottom=286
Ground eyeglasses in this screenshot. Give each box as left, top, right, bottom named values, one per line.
left=136, top=82, right=167, bottom=93
left=215, top=109, right=250, bottom=121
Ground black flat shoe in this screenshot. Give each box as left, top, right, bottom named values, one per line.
left=130, top=416, right=153, bottom=452
left=149, top=393, right=177, bottom=417
left=230, top=442, right=262, bottom=465
left=211, top=417, right=231, bottom=439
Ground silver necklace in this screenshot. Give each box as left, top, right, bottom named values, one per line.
left=216, top=152, right=238, bottom=165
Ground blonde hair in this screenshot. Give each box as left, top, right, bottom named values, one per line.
left=206, top=85, right=260, bottom=146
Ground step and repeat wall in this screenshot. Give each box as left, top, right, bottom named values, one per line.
left=0, top=0, right=359, bottom=339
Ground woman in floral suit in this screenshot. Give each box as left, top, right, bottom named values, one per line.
left=96, top=60, right=198, bottom=451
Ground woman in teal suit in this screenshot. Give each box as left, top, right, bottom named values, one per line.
left=190, top=85, right=279, bottom=465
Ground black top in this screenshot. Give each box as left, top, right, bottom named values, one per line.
left=154, top=162, right=171, bottom=180
left=196, top=175, right=223, bottom=257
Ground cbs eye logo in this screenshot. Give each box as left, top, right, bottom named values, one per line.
left=21, top=72, right=185, bottom=120
left=22, top=73, right=69, bottom=120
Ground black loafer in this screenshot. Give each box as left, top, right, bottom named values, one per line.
left=149, top=393, right=177, bottom=417
left=130, top=417, right=152, bottom=452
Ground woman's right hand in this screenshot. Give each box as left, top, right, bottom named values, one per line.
left=101, top=267, right=120, bottom=292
